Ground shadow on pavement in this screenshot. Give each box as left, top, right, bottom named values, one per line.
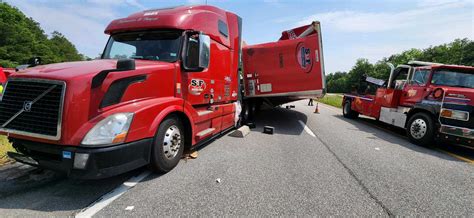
left=248, top=107, right=308, bottom=136
left=0, top=165, right=146, bottom=214
left=333, top=114, right=474, bottom=162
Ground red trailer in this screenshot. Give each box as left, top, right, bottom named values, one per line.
left=0, top=5, right=325, bottom=179
left=242, top=22, right=325, bottom=111
left=342, top=61, right=473, bottom=147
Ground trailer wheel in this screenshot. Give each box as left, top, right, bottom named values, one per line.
left=342, top=100, right=359, bottom=119
left=406, top=112, right=435, bottom=147
left=241, top=100, right=254, bottom=124
left=149, top=115, right=184, bottom=173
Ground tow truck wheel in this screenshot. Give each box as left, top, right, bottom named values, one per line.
left=150, top=115, right=184, bottom=173
left=406, top=113, right=435, bottom=147
left=343, top=100, right=359, bottom=119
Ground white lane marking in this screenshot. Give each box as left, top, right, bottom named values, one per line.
left=75, top=170, right=151, bottom=218
left=298, top=120, right=316, bottom=138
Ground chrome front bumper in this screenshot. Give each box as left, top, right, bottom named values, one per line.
left=439, top=125, right=474, bottom=140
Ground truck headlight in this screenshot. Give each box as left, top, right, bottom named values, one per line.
left=440, top=109, right=469, bottom=121
left=82, top=113, right=134, bottom=146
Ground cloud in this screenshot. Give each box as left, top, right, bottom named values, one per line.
left=298, top=0, right=472, bottom=33
left=297, top=0, right=473, bottom=73
left=6, top=0, right=147, bottom=58
left=125, top=0, right=145, bottom=9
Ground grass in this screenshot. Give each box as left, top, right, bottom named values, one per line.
left=0, top=135, right=14, bottom=165
left=317, top=94, right=343, bottom=108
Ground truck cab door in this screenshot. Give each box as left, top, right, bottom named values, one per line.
left=400, top=68, right=431, bottom=106
left=182, top=32, right=213, bottom=106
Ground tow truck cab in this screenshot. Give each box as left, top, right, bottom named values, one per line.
left=343, top=61, right=473, bottom=147
left=0, top=5, right=243, bottom=179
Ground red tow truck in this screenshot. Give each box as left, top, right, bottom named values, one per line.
left=0, top=5, right=325, bottom=179
left=342, top=61, right=473, bottom=147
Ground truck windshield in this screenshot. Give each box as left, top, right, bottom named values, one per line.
left=103, top=30, right=183, bottom=62
left=431, top=69, right=474, bottom=88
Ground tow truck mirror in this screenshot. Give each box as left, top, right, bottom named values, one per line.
left=183, top=33, right=210, bottom=71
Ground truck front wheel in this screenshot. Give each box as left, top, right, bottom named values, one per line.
left=343, top=100, right=359, bottom=119
left=150, top=115, right=184, bottom=173
left=406, top=113, right=435, bottom=147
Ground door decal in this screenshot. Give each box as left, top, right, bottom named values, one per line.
left=296, top=42, right=313, bottom=73
left=189, top=79, right=206, bottom=95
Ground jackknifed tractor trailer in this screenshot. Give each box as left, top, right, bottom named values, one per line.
left=0, top=5, right=325, bottom=179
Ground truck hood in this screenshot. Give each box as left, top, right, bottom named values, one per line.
left=443, top=87, right=474, bottom=105
left=11, top=59, right=174, bottom=81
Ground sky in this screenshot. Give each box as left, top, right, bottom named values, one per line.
left=5, top=0, right=474, bottom=73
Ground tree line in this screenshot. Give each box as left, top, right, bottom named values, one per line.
left=0, top=2, right=84, bottom=68
left=326, top=38, right=474, bottom=93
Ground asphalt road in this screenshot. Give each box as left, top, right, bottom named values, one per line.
left=0, top=100, right=472, bottom=216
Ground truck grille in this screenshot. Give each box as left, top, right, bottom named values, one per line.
left=0, top=79, right=65, bottom=140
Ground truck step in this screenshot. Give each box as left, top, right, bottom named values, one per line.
left=197, top=110, right=213, bottom=116
left=196, top=128, right=216, bottom=140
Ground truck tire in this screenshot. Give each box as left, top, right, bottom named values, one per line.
left=149, top=115, right=184, bottom=173
left=241, top=100, right=254, bottom=124
left=342, top=100, right=359, bottom=119
left=406, top=112, right=435, bottom=147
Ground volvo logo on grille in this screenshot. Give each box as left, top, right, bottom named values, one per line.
left=23, top=101, right=33, bottom=112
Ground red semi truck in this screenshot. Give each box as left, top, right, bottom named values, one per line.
left=0, top=5, right=325, bottom=179
left=342, top=61, right=473, bottom=147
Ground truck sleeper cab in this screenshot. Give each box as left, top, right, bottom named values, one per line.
left=0, top=5, right=243, bottom=179
left=343, top=61, right=474, bottom=147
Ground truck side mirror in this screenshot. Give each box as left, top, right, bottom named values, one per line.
left=183, top=33, right=210, bottom=71
left=198, top=34, right=210, bottom=69
left=28, top=57, right=42, bottom=67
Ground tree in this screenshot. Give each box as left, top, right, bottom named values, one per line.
left=0, top=2, right=84, bottom=67
left=325, top=38, right=473, bottom=93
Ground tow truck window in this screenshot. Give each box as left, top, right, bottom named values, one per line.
left=103, top=30, right=183, bottom=62
left=410, top=69, right=430, bottom=86
left=431, top=69, right=474, bottom=88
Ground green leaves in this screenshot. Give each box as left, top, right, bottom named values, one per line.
left=326, top=38, right=474, bottom=93
left=0, top=2, right=84, bottom=68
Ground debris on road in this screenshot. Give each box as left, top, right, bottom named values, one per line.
left=263, top=126, right=274, bottom=135
left=247, top=122, right=256, bottom=129
left=229, top=125, right=251, bottom=138
left=190, top=151, right=199, bottom=159
left=125, top=206, right=135, bottom=211
left=216, top=178, right=221, bottom=183
left=183, top=151, right=199, bottom=161
left=375, top=147, right=380, bottom=151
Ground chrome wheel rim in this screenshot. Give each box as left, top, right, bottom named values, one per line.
left=410, top=118, right=427, bottom=139
left=163, top=125, right=181, bottom=159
